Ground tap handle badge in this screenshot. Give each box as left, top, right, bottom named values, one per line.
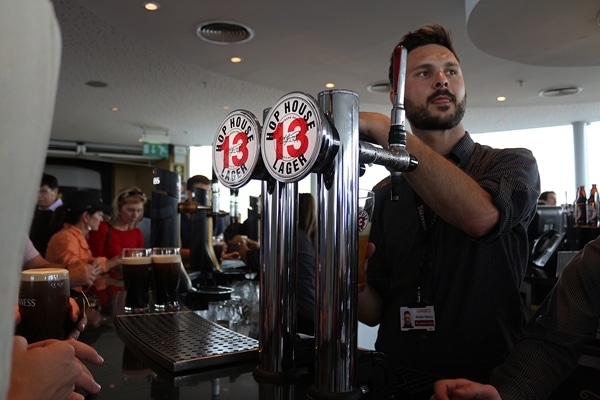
left=213, top=110, right=262, bottom=189
left=261, top=92, right=326, bottom=183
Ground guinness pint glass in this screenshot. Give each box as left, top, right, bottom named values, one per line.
left=151, top=247, right=181, bottom=311
left=17, top=268, right=70, bottom=343
left=122, top=248, right=152, bottom=312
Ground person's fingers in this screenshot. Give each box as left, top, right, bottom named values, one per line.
left=67, top=392, right=85, bottom=400
left=72, top=356, right=102, bottom=394
left=68, top=339, right=104, bottom=365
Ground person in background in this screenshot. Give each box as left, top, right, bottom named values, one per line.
left=358, top=23, right=540, bottom=383
left=46, top=190, right=110, bottom=302
left=23, top=236, right=64, bottom=270
left=86, top=186, right=146, bottom=307
left=180, top=175, right=211, bottom=265
left=88, top=186, right=146, bottom=261
left=538, top=190, right=557, bottom=206
left=432, top=234, right=600, bottom=400
left=180, top=175, right=227, bottom=264
left=29, top=173, right=62, bottom=256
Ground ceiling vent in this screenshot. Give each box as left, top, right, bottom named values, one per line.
left=538, top=85, right=582, bottom=98
left=195, top=21, right=254, bottom=45
left=367, top=81, right=391, bottom=93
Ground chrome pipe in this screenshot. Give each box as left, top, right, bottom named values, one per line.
left=312, top=89, right=360, bottom=394
left=257, top=179, right=299, bottom=376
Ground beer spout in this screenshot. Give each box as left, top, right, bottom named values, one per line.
left=388, top=45, right=417, bottom=201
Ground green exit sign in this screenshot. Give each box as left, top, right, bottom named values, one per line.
left=143, top=142, right=169, bottom=157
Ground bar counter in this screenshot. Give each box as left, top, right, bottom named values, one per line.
left=79, top=291, right=600, bottom=400
left=81, top=291, right=318, bottom=400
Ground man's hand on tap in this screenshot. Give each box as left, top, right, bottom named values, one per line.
left=359, top=112, right=393, bottom=149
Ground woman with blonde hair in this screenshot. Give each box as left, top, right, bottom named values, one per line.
left=87, top=186, right=147, bottom=304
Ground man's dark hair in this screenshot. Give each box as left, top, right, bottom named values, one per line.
left=539, top=191, right=556, bottom=202
left=388, top=24, right=459, bottom=85
left=186, top=174, right=210, bottom=191
left=41, top=173, right=59, bottom=189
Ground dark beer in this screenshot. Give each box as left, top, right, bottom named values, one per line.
left=122, top=254, right=152, bottom=312
left=151, top=252, right=181, bottom=310
left=17, top=268, right=70, bottom=343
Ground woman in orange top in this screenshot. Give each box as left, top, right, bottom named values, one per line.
left=46, top=191, right=112, bottom=302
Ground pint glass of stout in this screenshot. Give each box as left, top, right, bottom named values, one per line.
left=122, top=248, right=152, bottom=312
left=358, top=189, right=375, bottom=292
left=151, top=247, right=181, bottom=311
left=17, top=267, right=70, bottom=343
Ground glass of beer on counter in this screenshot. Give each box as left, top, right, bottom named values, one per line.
left=122, top=248, right=152, bottom=312
left=17, top=267, right=70, bottom=343
left=358, top=189, right=375, bottom=292
left=151, top=247, right=181, bottom=311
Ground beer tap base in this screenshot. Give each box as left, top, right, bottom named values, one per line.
left=252, top=366, right=312, bottom=385
left=306, top=385, right=367, bottom=400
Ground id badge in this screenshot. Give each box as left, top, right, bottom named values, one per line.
left=400, top=305, right=435, bottom=331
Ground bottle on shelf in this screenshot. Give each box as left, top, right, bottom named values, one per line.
left=587, top=184, right=599, bottom=227
left=574, top=185, right=587, bottom=227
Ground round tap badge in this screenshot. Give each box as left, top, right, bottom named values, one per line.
left=212, top=110, right=262, bottom=189
left=261, top=92, right=324, bottom=183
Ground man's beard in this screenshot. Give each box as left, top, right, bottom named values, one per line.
left=405, top=90, right=467, bottom=131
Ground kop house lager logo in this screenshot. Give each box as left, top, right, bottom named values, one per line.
left=212, top=110, right=261, bottom=189
left=262, top=92, right=323, bottom=183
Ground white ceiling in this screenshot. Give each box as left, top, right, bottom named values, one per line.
left=50, top=0, right=600, bottom=150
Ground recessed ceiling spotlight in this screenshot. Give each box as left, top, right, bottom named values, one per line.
left=325, top=82, right=335, bottom=89
left=85, top=80, right=108, bottom=88
left=230, top=57, right=242, bottom=63
left=538, top=85, right=582, bottom=98
left=143, top=2, right=160, bottom=11
left=196, top=21, right=254, bottom=45
left=496, top=96, right=506, bottom=102
left=367, top=81, right=391, bottom=93
left=111, top=107, right=119, bottom=112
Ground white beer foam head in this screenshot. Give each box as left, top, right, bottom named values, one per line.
left=122, top=256, right=152, bottom=265
left=151, top=254, right=181, bottom=263
left=21, top=268, right=69, bottom=282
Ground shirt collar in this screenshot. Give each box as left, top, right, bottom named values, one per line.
left=39, top=198, right=63, bottom=212
left=446, top=132, right=474, bottom=168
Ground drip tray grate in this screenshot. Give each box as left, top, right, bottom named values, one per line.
left=115, top=310, right=259, bottom=373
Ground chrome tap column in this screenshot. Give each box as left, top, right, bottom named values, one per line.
left=258, top=92, right=337, bottom=381
left=309, top=89, right=362, bottom=398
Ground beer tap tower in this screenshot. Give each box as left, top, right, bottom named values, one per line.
left=211, top=47, right=416, bottom=398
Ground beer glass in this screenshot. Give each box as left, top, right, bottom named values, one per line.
left=122, top=248, right=152, bottom=312
left=17, top=267, right=70, bottom=343
left=151, top=247, right=181, bottom=311
left=358, top=190, right=375, bottom=292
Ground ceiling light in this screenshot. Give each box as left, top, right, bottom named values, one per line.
left=85, top=80, right=108, bottom=88
left=538, top=85, right=582, bottom=98
left=196, top=21, right=254, bottom=45
left=230, top=57, right=242, bottom=63
left=143, top=2, right=160, bottom=11
left=325, top=83, right=335, bottom=89
left=111, top=107, right=119, bottom=112
left=367, top=81, right=391, bottom=93
left=496, top=96, right=506, bottom=102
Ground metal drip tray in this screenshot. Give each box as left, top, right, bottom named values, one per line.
left=115, top=309, right=258, bottom=373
